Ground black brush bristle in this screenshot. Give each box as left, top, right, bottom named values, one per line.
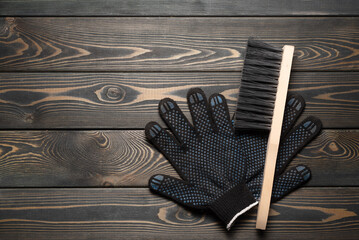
left=235, top=38, right=283, bottom=131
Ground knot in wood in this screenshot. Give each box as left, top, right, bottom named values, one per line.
left=24, top=113, right=34, bottom=123
left=106, top=87, right=122, bottom=100
left=103, top=181, right=114, bottom=187
left=329, top=142, right=339, bottom=152
left=95, top=84, right=126, bottom=103
left=5, top=17, right=15, bottom=24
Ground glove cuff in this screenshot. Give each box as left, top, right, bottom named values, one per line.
left=209, top=183, right=258, bottom=230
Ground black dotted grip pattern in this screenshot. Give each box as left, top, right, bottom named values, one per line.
left=145, top=88, right=322, bottom=227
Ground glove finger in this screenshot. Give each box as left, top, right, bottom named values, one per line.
left=276, top=116, right=322, bottom=176
left=209, top=93, right=235, bottom=136
left=271, top=165, right=311, bottom=202
left=187, top=88, right=216, bottom=137
left=281, top=93, right=306, bottom=138
left=246, top=165, right=311, bottom=202
left=159, top=98, right=197, bottom=146
left=149, top=174, right=207, bottom=209
left=145, top=121, right=184, bottom=163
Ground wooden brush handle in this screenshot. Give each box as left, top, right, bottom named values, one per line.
left=256, top=45, right=295, bottom=230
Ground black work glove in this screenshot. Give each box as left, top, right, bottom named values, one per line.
left=146, top=88, right=258, bottom=229
left=146, top=88, right=322, bottom=229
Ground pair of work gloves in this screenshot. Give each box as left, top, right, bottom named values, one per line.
left=145, top=88, right=322, bottom=230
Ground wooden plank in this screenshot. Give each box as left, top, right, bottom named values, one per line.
left=0, top=130, right=357, bottom=187
left=0, top=187, right=357, bottom=240
left=1, top=0, right=358, bottom=16
left=0, top=17, right=358, bottom=71
left=1, top=72, right=358, bottom=129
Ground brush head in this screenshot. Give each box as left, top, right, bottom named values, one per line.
left=235, top=38, right=283, bottom=132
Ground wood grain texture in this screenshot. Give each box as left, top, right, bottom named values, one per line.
left=1, top=0, right=358, bottom=16
left=0, top=187, right=357, bottom=240
left=0, top=17, right=358, bottom=71
left=0, top=130, right=357, bottom=187
left=0, top=2, right=357, bottom=239
left=1, top=72, right=358, bottom=129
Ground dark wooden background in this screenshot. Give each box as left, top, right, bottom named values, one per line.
left=0, top=1, right=358, bottom=239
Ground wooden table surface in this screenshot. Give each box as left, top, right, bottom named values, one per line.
left=0, top=1, right=358, bottom=239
